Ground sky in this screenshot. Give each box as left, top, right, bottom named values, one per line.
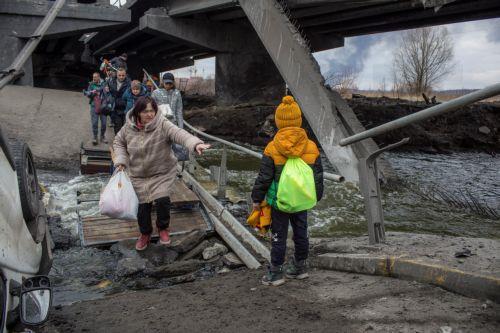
left=171, top=17, right=500, bottom=90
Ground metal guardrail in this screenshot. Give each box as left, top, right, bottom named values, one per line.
left=340, top=82, right=500, bottom=146
left=340, top=82, right=500, bottom=244
left=184, top=121, right=345, bottom=183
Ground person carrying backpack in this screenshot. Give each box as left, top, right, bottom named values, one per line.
left=84, top=72, right=107, bottom=145
left=251, top=95, right=324, bottom=286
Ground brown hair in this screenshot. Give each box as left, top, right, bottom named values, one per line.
left=132, top=96, right=158, bottom=120
left=131, top=80, right=141, bottom=89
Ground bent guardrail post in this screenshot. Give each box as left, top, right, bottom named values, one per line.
left=0, top=0, right=66, bottom=90
left=340, top=82, right=500, bottom=147
left=359, top=138, right=409, bottom=244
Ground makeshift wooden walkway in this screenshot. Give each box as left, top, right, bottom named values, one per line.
left=79, top=179, right=213, bottom=247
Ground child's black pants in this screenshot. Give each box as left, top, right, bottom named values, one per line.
left=270, top=207, right=308, bottom=267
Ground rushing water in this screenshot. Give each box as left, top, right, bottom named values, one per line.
left=39, top=148, right=499, bottom=242
left=36, top=148, right=499, bottom=305
left=196, top=145, right=500, bottom=239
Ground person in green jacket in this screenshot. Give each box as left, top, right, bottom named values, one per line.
left=84, top=72, right=107, bottom=145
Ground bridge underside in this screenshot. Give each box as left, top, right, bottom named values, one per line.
left=0, top=0, right=130, bottom=88
left=83, top=0, right=500, bottom=105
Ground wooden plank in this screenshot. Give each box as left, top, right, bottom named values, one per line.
left=81, top=209, right=209, bottom=246
left=83, top=215, right=204, bottom=237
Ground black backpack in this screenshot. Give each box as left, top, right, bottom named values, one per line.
left=99, top=90, right=115, bottom=116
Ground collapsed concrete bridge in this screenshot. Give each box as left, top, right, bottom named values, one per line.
left=2, top=0, right=499, bottom=243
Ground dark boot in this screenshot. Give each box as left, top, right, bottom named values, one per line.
left=285, top=257, right=309, bottom=279
left=261, top=265, right=285, bottom=286
left=92, top=137, right=98, bottom=145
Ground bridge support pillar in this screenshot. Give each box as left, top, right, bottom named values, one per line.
left=215, top=48, right=284, bottom=106
left=0, top=36, right=33, bottom=86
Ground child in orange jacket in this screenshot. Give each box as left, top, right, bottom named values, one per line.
left=251, top=96, right=324, bottom=286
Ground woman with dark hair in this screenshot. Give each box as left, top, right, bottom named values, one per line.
left=113, top=96, right=210, bottom=251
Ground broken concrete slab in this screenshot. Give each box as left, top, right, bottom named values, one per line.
left=179, top=240, right=210, bottom=261
left=170, top=229, right=206, bottom=253
left=139, top=244, right=179, bottom=267
left=222, top=252, right=244, bottom=269
left=202, top=243, right=228, bottom=260
left=145, top=259, right=206, bottom=278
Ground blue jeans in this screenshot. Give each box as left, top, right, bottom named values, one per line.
left=90, top=105, right=107, bottom=138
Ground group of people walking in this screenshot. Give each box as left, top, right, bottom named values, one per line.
left=84, top=55, right=183, bottom=145
left=84, top=53, right=323, bottom=287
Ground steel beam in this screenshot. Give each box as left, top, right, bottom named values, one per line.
left=167, top=0, right=239, bottom=17
left=238, top=0, right=390, bottom=182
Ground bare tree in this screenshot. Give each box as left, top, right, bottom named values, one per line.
left=393, top=26, right=454, bottom=95
left=325, top=65, right=360, bottom=96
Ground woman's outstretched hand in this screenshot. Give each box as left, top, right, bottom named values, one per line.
left=195, top=143, right=211, bottom=155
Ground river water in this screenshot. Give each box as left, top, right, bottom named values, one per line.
left=36, top=149, right=499, bottom=305
left=39, top=148, right=499, bottom=241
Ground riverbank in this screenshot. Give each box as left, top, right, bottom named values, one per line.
left=185, top=96, right=500, bottom=153
left=42, top=267, right=499, bottom=333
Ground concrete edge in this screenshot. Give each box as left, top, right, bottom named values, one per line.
left=310, top=253, right=500, bottom=304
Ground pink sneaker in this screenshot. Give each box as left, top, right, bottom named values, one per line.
left=135, top=234, right=151, bottom=251
left=159, top=229, right=171, bottom=245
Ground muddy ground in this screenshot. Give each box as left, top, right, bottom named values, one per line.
left=42, top=269, right=499, bottom=333
left=184, top=96, right=500, bottom=153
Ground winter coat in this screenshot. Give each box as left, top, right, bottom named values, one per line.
left=251, top=127, right=324, bottom=207
left=151, top=88, right=184, bottom=128
left=123, top=85, right=149, bottom=114
left=107, top=77, right=131, bottom=114
left=84, top=80, right=104, bottom=106
left=113, top=109, right=203, bottom=204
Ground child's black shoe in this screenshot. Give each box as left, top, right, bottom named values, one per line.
left=285, top=258, right=309, bottom=280
left=261, top=265, right=285, bottom=286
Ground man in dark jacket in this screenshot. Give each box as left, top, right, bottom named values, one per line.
left=106, top=67, right=131, bottom=134
left=110, top=53, right=128, bottom=71
left=251, top=95, right=323, bottom=287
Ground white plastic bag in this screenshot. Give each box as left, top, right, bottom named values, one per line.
left=99, top=170, right=139, bottom=220
left=158, top=103, right=174, bottom=121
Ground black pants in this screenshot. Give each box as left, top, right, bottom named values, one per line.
left=270, top=208, right=309, bottom=267
left=112, top=112, right=125, bottom=134
left=137, top=196, right=171, bottom=235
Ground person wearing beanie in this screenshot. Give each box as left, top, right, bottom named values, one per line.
left=151, top=72, right=184, bottom=128
left=251, top=95, right=324, bottom=286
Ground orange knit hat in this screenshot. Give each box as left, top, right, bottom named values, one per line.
left=275, top=95, right=302, bottom=129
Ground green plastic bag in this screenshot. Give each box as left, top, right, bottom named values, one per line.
left=276, top=157, right=317, bottom=213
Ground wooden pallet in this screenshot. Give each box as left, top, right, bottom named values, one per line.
left=79, top=179, right=212, bottom=246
